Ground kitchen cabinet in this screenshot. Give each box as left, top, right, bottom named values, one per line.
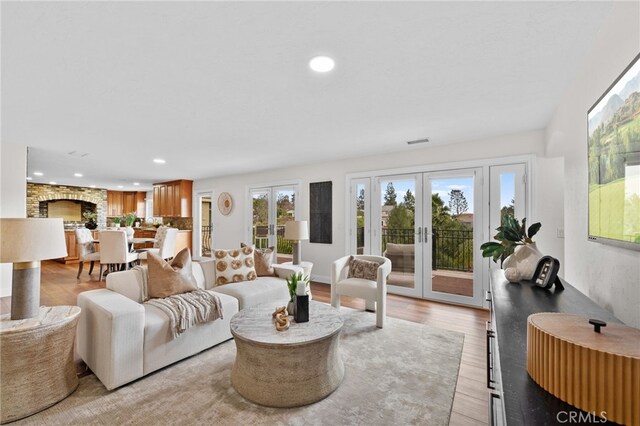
left=136, top=192, right=146, bottom=218
left=106, top=191, right=124, bottom=217
left=152, top=179, right=193, bottom=217
left=123, top=192, right=136, bottom=215
left=108, top=191, right=147, bottom=218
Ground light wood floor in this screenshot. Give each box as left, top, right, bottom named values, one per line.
left=0, top=260, right=490, bottom=425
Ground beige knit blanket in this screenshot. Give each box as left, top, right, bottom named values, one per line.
left=145, top=289, right=224, bottom=339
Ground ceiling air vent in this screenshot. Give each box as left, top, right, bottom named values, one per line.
left=67, top=150, right=90, bottom=157
left=406, top=138, right=430, bottom=145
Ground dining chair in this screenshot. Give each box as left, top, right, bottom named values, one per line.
left=99, top=230, right=139, bottom=280
left=75, top=228, right=100, bottom=279
left=137, top=228, right=178, bottom=262
left=331, top=255, right=392, bottom=328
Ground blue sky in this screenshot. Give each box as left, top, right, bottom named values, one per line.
left=379, top=174, right=516, bottom=214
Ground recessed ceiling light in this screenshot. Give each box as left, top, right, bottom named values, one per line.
left=117, top=185, right=124, bottom=189
left=90, top=185, right=96, bottom=188
left=133, top=182, right=140, bottom=186
left=49, top=181, right=57, bottom=185
left=74, top=173, right=83, bottom=177
left=153, top=158, right=166, bottom=164
left=26, top=176, right=33, bottom=181
left=309, top=56, right=335, bottom=73
left=33, top=171, right=43, bottom=176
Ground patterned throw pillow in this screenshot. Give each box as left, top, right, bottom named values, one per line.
left=240, top=243, right=275, bottom=277
left=147, top=248, right=198, bottom=299
left=347, top=256, right=381, bottom=281
left=214, top=246, right=257, bottom=285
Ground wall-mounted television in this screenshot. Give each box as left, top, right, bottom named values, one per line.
left=588, top=53, right=640, bottom=251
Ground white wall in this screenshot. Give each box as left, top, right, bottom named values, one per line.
left=195, top=128, right=564, bottom=288
left=546, top=2, right=640, bottom=327
left=0, top=143, right=28, bottom=296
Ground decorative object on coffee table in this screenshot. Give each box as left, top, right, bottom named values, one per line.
left=295, top=280, right=309, bottom=323
left=480, top=216, right=542, bottom=282
left=0, top=218, right=67, bottom=320
left=231, top=302, right=344, bottom=407
left=285, top=271, right=309, bottom=314
left=0, top=306, right=81, bottom=423
left=272, top=306, right=290, bottom=331
left=284, top=220, right=308, bottom=265
left=217, top=192, right=233, bottom=216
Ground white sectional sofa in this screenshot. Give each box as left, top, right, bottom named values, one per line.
left=76, top=259, right=300, bottom=390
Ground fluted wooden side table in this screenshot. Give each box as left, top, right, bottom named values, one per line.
left=0, top=306, right=81, bottom=424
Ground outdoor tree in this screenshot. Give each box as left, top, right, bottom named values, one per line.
left=432, top=194, right=452, bottom=229
left=356, top=188, right=365, bottom=213
left=448, top=189, right=468, bottom=216
left=276, top=193, right=294, bottom=223
left=383, top=182, right=397, bottom=206
left=500, top=199, right=515, bottom=225
left=403, top=189, right=415, bottom=212
left=253, top=194, right=268, bottom=225
left=387, top=204, right=413, bottom=229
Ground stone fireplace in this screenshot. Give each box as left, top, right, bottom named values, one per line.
left=27, top=183, right=107, bottom=227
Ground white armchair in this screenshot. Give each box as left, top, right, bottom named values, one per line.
left=331, top=255, right=392, bottom=328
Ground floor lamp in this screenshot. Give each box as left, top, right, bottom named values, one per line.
left=0, top=218, right=67, bottom=320
left=284, top=220, right=309, bottom=265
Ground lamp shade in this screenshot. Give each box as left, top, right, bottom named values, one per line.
left=284, top=220, right=309, bottom=241
left=0, top=218, right=67, bottom=263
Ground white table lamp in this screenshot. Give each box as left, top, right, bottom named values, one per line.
left=0, top=218, right=67, bottom=320
left=284, top=220, right=309, bottom=265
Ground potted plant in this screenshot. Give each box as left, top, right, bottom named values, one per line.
left=112, top=217, right=121, bottom=228
left=83, top=211, right=98, bottom=230
left=123, top=212, right=137, bottom=239
left=481, top=216, right=542, bottom=282
left=285, top=271, right=309, bottom=314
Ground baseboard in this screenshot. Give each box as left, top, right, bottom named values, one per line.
left=311, top=275, right=331, bottom=284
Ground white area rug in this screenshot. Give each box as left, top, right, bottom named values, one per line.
left=16, top=309, right=464, bottom=425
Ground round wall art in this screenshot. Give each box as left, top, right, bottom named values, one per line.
left=218, top=192, right=233, bottom=216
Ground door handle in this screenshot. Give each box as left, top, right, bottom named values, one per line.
left=416, top=227, right=422, bottom=243
left=424, top=227, right=428, bottom=243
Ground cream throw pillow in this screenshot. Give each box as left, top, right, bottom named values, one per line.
left=214, top=246, right=257, bottom=285
left=147, top=248, right=197, bottom=299
left=347, top=256, right=381, bottom=281
left=240, top=243, right=275, bottom=277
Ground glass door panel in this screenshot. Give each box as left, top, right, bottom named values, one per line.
left=350, top=178, right=371, bottom=255
left=377, top=175, right=422, bottom=298
left=200, top=196, right=212, bottom=257
left=275, top=187, right=296, bottom=262
left=251, top=189, right=270, bottom=249
left=423, top=169, right=483, bottom=306
left=489, top=164, right=526, bottom=268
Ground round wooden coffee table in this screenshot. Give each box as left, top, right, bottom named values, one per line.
left=230, top=301, right=344, bottom=407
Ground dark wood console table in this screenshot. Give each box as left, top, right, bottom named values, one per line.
left=487, top=269, right=623, bottom=425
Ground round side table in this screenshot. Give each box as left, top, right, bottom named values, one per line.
left=0, top=306, right=81, bottom=424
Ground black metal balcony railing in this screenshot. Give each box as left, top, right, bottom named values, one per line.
left=252, top=225, right=293, bottom=254
left=201, top=226, right=212, bottom=254
left=357, top=227, right=473, bottom=272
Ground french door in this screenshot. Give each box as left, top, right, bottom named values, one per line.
left=360, top=168, right=483, bottom=306
left=194, top=191, right=213, bottom=258
left=248, top=185, right=298, bottom=259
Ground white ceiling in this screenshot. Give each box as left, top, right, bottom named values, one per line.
left=2, top=1, right=613, bottom=190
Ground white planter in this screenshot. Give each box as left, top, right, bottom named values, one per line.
left=125, top=226, right=135, bottom=239
left=503, top=242, right=542, bottom=282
